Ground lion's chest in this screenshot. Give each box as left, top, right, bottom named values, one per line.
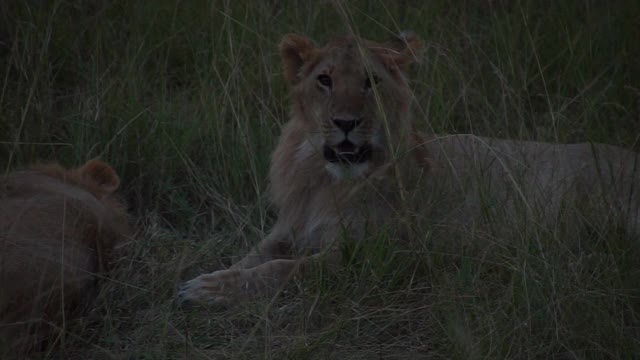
left=282, top=179, right=402, bottom=251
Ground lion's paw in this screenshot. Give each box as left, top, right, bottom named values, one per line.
left=177, top=269, right=259, bottom=307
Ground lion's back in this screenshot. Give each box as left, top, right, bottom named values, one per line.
left=421, top=135, right=640, bottom=234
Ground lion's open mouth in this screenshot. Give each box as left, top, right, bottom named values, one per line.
left=323, top=141, right=372, bottom=164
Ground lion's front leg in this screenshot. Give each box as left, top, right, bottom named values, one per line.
left=228, top=236, right=293, bottom=270
left=177, top=258, right=305, bottom=305
left=178, top=223, right=338, bottom=305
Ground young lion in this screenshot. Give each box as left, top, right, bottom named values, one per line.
left=0, top=160, right=130, bottom=352
left=178, top=32, right=639, bottom=305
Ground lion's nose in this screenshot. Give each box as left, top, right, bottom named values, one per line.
left=332, top=117, right=362, bottom=134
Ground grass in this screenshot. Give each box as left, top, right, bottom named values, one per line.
left=1, top=0, right=639, bottom=358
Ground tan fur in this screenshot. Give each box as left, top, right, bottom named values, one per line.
left=178, top=32, right=639, bottom=305
left=0, top=160, right=129, bottom=352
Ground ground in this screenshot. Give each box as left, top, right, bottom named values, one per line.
left=1, top=0, right=639, bottom=358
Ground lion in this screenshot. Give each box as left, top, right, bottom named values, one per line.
left=0, top=159, right=130, bottom=352
left=178, top=32, right=639, bottom=305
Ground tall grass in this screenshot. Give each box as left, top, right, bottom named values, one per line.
left=1, top=0, right=639, bottom=358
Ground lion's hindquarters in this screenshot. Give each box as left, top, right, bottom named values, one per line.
left=584, top=145, right=640, bottom=235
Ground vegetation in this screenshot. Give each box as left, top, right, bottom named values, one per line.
left=1, top=0, right=639, bottom=358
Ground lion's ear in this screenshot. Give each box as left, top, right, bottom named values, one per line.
left=376, top=30, right=423, bottom=70
left=79, top=159, right=121, bottom=194
left=279, top=34, right=315, bottom=85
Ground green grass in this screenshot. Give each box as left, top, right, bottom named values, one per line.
left=1, top=0, right=639, bottom=358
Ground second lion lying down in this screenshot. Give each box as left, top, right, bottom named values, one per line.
left=1, top=160, right=130, bottom=352
left=178, top=32, right=639, bottom=304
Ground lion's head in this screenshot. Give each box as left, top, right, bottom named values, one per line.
left=277, top=31, right=423, bottom=180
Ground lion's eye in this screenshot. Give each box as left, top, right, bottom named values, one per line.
left=317, top=74, right=332, bottom=88
left=364, top=74, right=380, bottom=89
